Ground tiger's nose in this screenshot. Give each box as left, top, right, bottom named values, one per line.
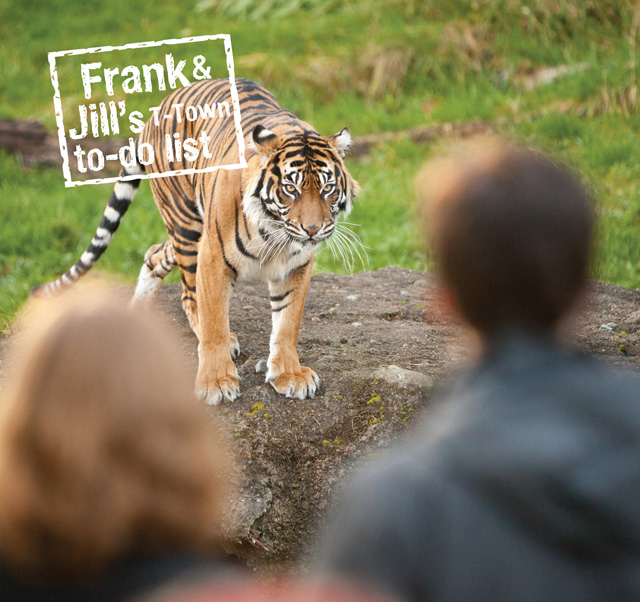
left=302, top=224, right=320, bottom=237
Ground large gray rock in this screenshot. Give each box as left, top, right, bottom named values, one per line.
left=372, top=365, right=435, bottom=391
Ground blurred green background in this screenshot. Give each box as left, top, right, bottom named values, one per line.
left=1, top=0, right=639, bottom=331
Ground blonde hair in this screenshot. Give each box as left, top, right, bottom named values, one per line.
left=0, top=291, right=229, bottom=579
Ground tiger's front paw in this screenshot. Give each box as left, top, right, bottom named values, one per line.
left=195, top=347, right=240, bottom=405
left=196, top=371, right=240, bottom=405
left=266, top=356, right=320, bottom=400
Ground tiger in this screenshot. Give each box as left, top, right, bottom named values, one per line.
left=32, top=78, right=360, bottom=405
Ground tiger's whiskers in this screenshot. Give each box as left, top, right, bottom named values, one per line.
left=324, top=222, right=369, bottom=273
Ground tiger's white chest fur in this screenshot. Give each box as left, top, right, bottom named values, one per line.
left=236, top=243, right=314, bottom=283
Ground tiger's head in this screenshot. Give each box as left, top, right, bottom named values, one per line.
left=243, top=124, right=360, bottom=252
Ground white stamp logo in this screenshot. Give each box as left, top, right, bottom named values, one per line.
left=48, top=34, right=246, bottom=187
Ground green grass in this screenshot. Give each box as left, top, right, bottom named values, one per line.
left=1, top=0, right=640, bottom=331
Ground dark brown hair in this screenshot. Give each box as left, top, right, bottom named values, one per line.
left=419, top=137, right=593, bottom=334
left=0, top=291, right=229, bottom=579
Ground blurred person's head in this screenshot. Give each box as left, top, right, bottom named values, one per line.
left=418, top=136, right=594, bottom=338
left=0, top=291, right=229, bottom=580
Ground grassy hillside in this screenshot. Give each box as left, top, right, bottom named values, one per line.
left=1, top=0, right=639, bottom=331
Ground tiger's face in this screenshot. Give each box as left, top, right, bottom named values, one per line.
left=243, top=125, right=360, bottom=252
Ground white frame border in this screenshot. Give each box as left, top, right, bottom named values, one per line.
left=48, top=34, right=247, bottom=188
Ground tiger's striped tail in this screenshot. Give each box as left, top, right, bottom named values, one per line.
left=30, top=161, right=144, bottom=299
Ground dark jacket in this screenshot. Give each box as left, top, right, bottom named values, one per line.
left=0, top=552, right=224, bottom=602
left=320, top=333, right=640, bottom=602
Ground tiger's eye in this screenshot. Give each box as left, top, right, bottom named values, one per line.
left=284, top=184, right=296, bottom=194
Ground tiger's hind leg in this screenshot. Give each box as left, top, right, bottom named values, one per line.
left=131, top=240, right=177, bottom=307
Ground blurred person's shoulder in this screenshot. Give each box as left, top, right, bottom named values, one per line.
left=319, top=430, right=454, bottom=600
left=468, top=331, right=640, bottom=406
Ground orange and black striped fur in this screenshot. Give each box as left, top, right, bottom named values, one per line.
left=32, top=79, right=360, bottom=404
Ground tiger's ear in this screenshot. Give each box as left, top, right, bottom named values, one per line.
left=251, top=125, right=281, bottom=155
left=329, top=127, right=352, bottom=158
